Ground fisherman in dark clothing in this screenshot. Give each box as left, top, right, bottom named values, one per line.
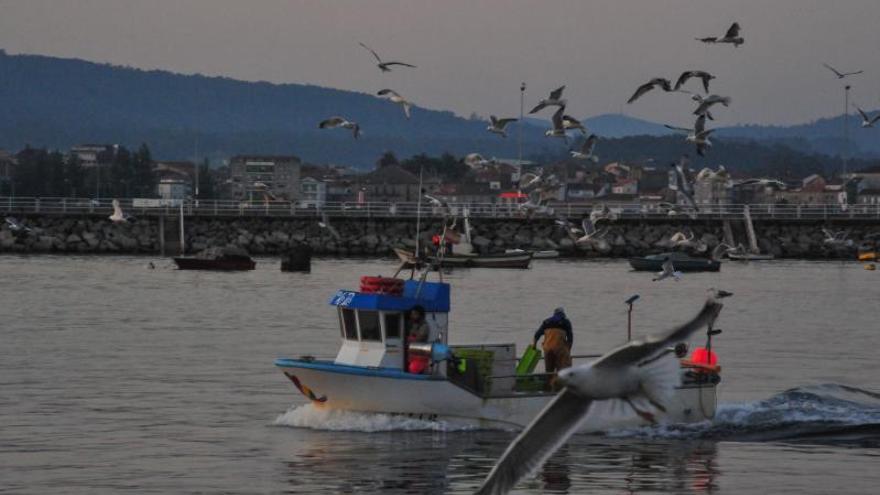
left=533, top=307, right=573, bottom=374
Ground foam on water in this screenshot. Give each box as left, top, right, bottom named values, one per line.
left=273, top=404, right=476, bottom=432
left=608, top=384, right=880, bottom=443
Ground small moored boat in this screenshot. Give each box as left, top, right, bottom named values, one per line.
left=629, top=252, right=721, bottom=272
left=174, top=246, right=256, bottom=271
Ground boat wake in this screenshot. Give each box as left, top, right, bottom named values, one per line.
left=274, top=384, right=880, bottom=445
left=609, top=384, right=880, bottom=445
left=273, top=404, right=476, bottom=432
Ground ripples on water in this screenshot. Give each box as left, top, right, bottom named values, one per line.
left=1, top=255, right=879, bottom=494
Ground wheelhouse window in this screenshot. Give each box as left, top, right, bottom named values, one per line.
left=358, top=311, right=382, bottom=341
left=340, top=308, right=358, bottom=340
left=383, top=312, right=402, bottom=340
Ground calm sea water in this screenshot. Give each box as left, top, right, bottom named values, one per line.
left=2, top=255, right=879, bottom=494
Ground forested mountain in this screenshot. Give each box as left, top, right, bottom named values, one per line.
left=1, top=50, right=877, bottom=171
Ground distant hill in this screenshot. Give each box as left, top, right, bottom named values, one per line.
left=0, top=50, right=877, bottom=169
left=0, top=50, right=551, bottom=167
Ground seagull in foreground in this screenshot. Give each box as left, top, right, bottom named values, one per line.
left=358, top=42, right=416, bottom=72
left=476, top=298, right=724, bottom=495
left=561, top=115, right=587, bottom=134
left=377, top=89, right=413, bottom=118
left=653, top=257, right=683, bottom=282
left=854, top=105, right=880, bottom=128
left=666, top=158, right=700, bottom=211
left=109, top=199, right=135, bottom=223
left=318, top=211, right=342, bottom=241
left=823, top=63, right=863, bottom=80
left=4, top=216, right=31, bottom=233
left=529, top=86, right=566, bottom=114
left=627, top=78, right=673, bottom=104
left=487, top=116, right=518, bottom=138
left=697, top=22, right=744, bottom=47
left=318, top=116, right=361, bottom=139
left=674, top=71, right=716, bottom=93
left=569, top=134, right=599, bottom=162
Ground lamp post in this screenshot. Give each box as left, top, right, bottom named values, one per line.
left=843, top=84, right=851, bottom=179
left=518, top=82, right=526, bottom=166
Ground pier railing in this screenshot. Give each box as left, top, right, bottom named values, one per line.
left=2, top=196, right=879, bottom=221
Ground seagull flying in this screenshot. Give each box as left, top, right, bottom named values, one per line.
left=529, top=86, right=566, bottom=114
left=822, top=228, right=854, bottom=248
left=377, top=89, right=413, bottom=119
left=854, top=105, right=880, bottom=128
left=653, top=257, right=683, bottom=282
left=358, top=42, right=416, bottom=72
left=569, top=134, right=599, bottom=162
left=487, top=116, right=518, bottom=138
left=545, top=106, right=569, bottom=140
left=318, top=211, right=342, bottom=241
left=476, top=299, right=724, bottom=495
left=561, top=115, right=587, bottom=134
left=464, top=153, right=492, bottom=170
left=674, top=71, right=716, bottom=93
left=823, top=63, right=863, bottom=80
left=318, top=116, right=361, bottom=139
left=627, top=78, right=673, bottom=104
left=669, top=231, right=695, bottom=248
left=4, top=216, right=31, bottom=233
left=697, top=22, right=744, bottom=47
left=666, top=115, right=714, bottom=157
left=573, top=218, right=608, bottom=245
left=109, top=199, right=135, bottom=223
left=693, top=95, right=731, bottom=117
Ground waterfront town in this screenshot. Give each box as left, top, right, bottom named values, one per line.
left=2, top=143, right=879, bottom=211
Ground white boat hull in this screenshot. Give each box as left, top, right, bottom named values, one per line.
left=276, top=360, right=717, bottom=432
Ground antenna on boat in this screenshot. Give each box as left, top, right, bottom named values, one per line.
left=413, top=165, right=424, bottom=280
left=624, top=294, right=640, bottom=341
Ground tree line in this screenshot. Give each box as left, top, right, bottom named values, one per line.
left=1, top=144, right=218, bottom=199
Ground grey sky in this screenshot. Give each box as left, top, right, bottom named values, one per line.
left=1, top=0, right=878, bottom=126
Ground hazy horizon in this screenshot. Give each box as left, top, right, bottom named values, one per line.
left=1, top=0, right=879, bottom=127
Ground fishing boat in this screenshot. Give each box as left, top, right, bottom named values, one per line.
left=394, top=213, right=533, bottom=269
left=274, top=274, right=723, bottom=431
left=629, top=252, right=721, bottom=272
left=174, top=246, right=256, bottom=271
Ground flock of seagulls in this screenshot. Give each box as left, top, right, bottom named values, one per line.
left=318, top=43, right=418, bottom=140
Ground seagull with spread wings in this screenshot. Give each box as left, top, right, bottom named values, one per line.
left=666, top=115, right=714, bottom=157
left=627, top=78, right=673, bottom=104
left=569, top=134, right=599, bottom=162
left=377, top=89, right=413, bottom=119
left=318, top=116, right=361, bottom=139
left=674, top=71, right=716, bottom=93
left=358, top=42, right=416, bottom=72
left=697, top=22, right=744, bottom=47
left=109, top=199, right=135, bottom=223
left=823, top=63, right=863, bottom=80
left=476, top=298, right=724, bottom=495
left=529, top=86, right=567, bottom=114
left=487, top=115, right=518, bottom=137
left=854, top=105, right=880, bottom=128
left=544, top=106, right=569, bottom=140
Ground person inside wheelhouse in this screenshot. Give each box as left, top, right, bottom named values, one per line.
left=406, top=305, right=430, bottom=374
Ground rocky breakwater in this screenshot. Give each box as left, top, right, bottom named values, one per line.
left=0, top=216, right=157, bottom=253
left=1, top=215, right=877, bottom=259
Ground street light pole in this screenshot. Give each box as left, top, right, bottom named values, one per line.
left=518, top=82, right=525, bottom=166
left=843, top=84, right=851, bottom=179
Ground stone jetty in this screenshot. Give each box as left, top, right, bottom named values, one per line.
left=1, top=214, right=877, bottom=259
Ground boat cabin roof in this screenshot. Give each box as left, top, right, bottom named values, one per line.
left=329, top=280, right=450, bottom=313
